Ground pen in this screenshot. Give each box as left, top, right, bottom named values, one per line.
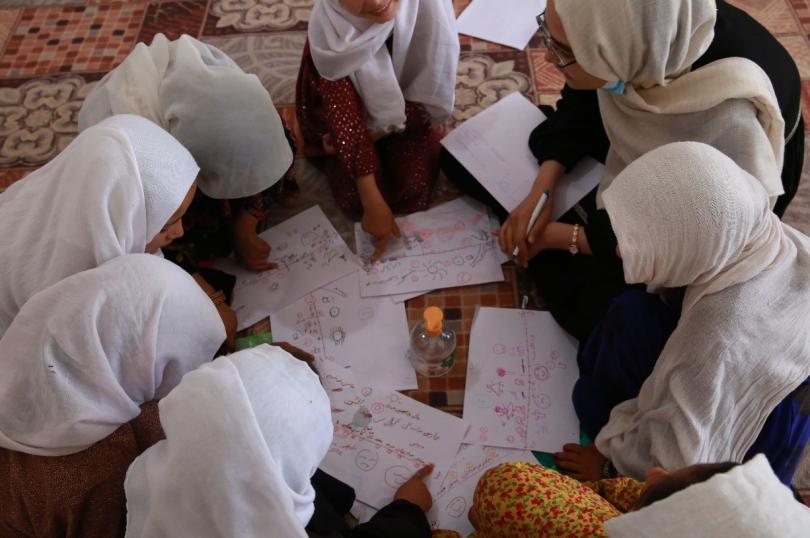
left=513, top=189, right=550, bottom=258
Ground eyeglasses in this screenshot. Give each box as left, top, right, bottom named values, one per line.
left=536, top=10, right=577, bottom=69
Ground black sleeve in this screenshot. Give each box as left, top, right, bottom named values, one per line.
left=585, top=209, right=619, bottom=259
left=528, top=84, right=610, bottom=170
left=347, top=500, right=431, bottom=538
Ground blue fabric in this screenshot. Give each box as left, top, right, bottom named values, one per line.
left=574, top=288, right=810, bottom=485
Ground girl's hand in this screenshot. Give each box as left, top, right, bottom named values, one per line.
left=394, top=464, right=434, bottom=512
left=498, top=191, right=555, bottom=268
left=554, top=443, right=607, bottom=482
left=233, top=210, right=277, bottom=272
left=362, top=200, right=401, bottom=263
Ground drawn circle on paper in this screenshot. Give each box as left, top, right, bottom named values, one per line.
left=329, top=306, right=340, bottom=318
left=507, top=435, right=515, bottom=443
left=361, top=387, right=373, bottom=397
left=454, top=220, right=466, bottom=231
left=355, top=449, right=379, bottom=472
left=388, top=394, right=401, bottom=404
left=479, top=426, right=489, bottom=434
left=446, top=496, right=467, bottom=518
left=545, top=359, right=557, bottom=370
left=371, top=402, right=385, bottom=414
left=457, top=272, right=472, bottom=284
left=330, top=327, right=346, bottom=345
left=533, top=365, right=550, bottom=382
left=550, top=351, right=559, bottom=360
left=357, top=306, right=374, bottom=321
left=492, top=344, right=507, bottom=355
left=536, top=393, right=552, bottom=409
left=410, top=260, right=421, bottom=269
left=452, top=256, right=465, bottom=266
left=384, top=465, right=411, bottom=488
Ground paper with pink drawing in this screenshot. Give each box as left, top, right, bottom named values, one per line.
left=215, top=205, right=360, bottom=330
left=463, top=307, right=580, bottom=452
left=355, top=198, right=506, bottom=298
left=270, top=272, right=417, bottom=391
left=318, top=367, right=469, bottom=509
left=427, top=444, right=537, bottom=535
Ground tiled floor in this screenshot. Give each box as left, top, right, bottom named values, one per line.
left=1, top=0, right=809, bottom=492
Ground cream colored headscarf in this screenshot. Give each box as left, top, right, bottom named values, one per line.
left=0, top=254, right=224, bottom=457
left=606, top=455, right=810, bottom=537
left=308, top=0, right=459, bottom=133
left=597, top=142, right=810, bottom=478
left=555, top=0, right=785, bottom=209
left=124, top=345, right=333, bottom=538
left=79, top=33, right=293, bottom=200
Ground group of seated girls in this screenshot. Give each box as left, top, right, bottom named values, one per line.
left=1, top=0, right=809, bottom=536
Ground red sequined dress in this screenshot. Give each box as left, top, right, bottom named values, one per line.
left=296, top=41, right=441, bottom=213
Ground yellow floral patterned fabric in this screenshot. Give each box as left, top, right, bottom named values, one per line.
left=468, top=462, right=642, bottom=537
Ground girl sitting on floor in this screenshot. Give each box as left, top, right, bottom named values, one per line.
left=0, top=114, right=198, bottom=338
left=297, top=0, right=459, bottom=261
left=80, top=33, right=296, bottom=275
left=124, top=345, right=436, bottom=538
left=465, top=454, right=809, bottom=537
left=446, top=0, right=801, bottom=342
left=0, top=254, right=225, bottom=538
left=552, top=142, right=810, bottom=486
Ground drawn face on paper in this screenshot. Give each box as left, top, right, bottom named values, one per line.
left=355, top=449, right=379, bottom=472
left=384, top=465, right=411, bottom=488
left=445, top=496, right=467, bottom=518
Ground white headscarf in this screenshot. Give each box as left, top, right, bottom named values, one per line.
left=124, top=345, right=333, bottom=538
left=555, top=0, right=785, bottom=209
left=0, top=254, right=225, bottom=457
left=0, top=114, right=198, bottom=338
left=606, top=455, right=810, bottom=537
left=79, top=33, right=293, bottom=200
left=308, top=0, right=459, bottom=133
left=596, top=142, right=810, bottom=478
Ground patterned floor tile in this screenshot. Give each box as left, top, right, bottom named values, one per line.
left=203, top=32, right=307, bottom=106
left=789, top=0, right=810, bottom=33
left=0, top=74, right=96, bottom=167
left=454, top=51, right=534, bottom=125
left=203, top=0, right=313, bottom=36
left=727, top=0, right=801, bottom=34
left=779, top=34, right=810, bottom=77
left=527, top=48, right=564, bottom=92
left=0, top=9, right=20, bottom=55
left=402, top=265, right=522, bottom=415
left=0, top=167, right=28, bottom=192
left=138, top=0, right=207, bottom=43
left=0, top=3, right=145, bottom=78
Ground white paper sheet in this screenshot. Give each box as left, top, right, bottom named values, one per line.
left=463, top=307, right=580, bottom=452
left=355, top=198, right=505, bottom=297
left=427, top=444, right=537, bottom=535
left=270, top=272, right=417, bottom=390
left=457, top=0, right=547, bottom=50
left=319, top=368, right=469, bottom=509
left=441, top=92, right=603, bottom=218
left=215, top=205, right=360, bottom=330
